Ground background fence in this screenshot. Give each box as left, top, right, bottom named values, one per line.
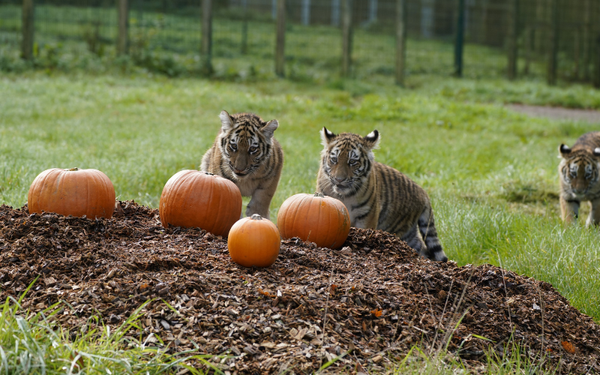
left=0, top=0, right=599, bottom=86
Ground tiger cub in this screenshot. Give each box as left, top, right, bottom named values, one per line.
left=558, top=131, right=600, bottom=225
left=316, top=127, right=447, bottom=262
left=201, top=111, right=284, bottom=219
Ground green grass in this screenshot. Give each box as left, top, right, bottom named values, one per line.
left=0, top=284, right=206, bottom=374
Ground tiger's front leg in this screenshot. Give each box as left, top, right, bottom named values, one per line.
left=587, top=199, right=600, bottom=227
left=246, top=185, right=277, bottom=219
left=560, top=197, right=580, bottom=224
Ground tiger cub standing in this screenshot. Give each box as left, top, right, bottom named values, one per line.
left=316, top=128, right=447, bottom=262
left=201, top=111, right=284, bottom=219
left=558, top=131, right=600, bottom=225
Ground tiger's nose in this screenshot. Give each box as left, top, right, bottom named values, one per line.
left=334, top=177, right=345, bottom=183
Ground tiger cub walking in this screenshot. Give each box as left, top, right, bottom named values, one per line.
left=316, top=128, right=447, bottom=262
left=201, top=111, right=284, bottom=219
left=558, top=131, right=600, bottom=225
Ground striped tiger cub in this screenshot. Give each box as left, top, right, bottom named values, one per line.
left=316, top=127, right=448, bottom=262
left=201, top=111, right=284, bottom=219
left=558, top=131, right=600, bottom=225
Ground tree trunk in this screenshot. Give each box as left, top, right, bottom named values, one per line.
left=201, top=0, right=213, bottom=74
left=241, top=0, right=248, bottom=54
left=506, top=0, right=519, bottom=80
left=582, top=0, right=591, bottom=80
left=21, top=0, right=34, bottom=60
left=454, top=0, right=465, bottom=77
left=275, top=0, right=286, bottom=77
left=117, top=0, right=128, bottom=55
left=546, top=0, right=558, bottom=85
left=341, top=0, right=353, bottom=77
left=395, top=0, right=406, bottom=85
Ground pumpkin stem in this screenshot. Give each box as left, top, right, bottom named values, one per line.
left=67, top=168, right=79, bottom=171
left=314, top=192, right=325, bottom=198
left=250, top=214, right=263, bottom=220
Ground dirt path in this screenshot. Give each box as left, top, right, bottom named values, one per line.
left=507, top=104, right=600, bottom=123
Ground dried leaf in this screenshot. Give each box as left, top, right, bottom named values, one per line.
left=561, top=341, right=576, bottom=354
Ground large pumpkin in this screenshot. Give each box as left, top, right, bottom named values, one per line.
left=28, top=168, right=116, bottom=219
left=228, top=214, right=281, bottom=268
left=277, top=193, right=350, bottom=249
left=159, top=170, right=242, bottom=237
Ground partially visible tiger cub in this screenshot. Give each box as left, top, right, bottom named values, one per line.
left=201, top=111, right=284, bottom=219
left=558, top=131, right=600, bottom=225
left=317, top=128, right=447, bottom=262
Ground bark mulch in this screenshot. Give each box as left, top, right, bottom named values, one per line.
left=1, top=201, right=600, bottom=374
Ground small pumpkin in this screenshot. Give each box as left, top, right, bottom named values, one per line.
left=277, top=193, right=350, bottom=249
left=28, top=168, right=116, bottom=219
left=159, top=170, right=242, bottom=237
left=228, top=214, right=281, bottom=267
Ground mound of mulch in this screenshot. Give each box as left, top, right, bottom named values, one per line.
left=1, top=201, right=600, bottom=374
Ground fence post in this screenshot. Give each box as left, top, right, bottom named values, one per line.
left=546, top=0, right=558, bottom=85
left=275, top=0, right=285, bottom=77
left=506, top=0, right=518, bottom=80
left=534, top=0, right=546, bottom=54
left=523, top=26, right=533, bottom=75
left=241, top=0, right=248, bottom=54
left=21, top=0, right=34, bottom=60
left=582, top=0, right=591, bottom=81
left=201, top=0, right=213, bottom=74
left=594, top=35, right=600, bottom=88
left=117, top=0, right=128, bottom=55
left=395, top=0, right=406, bottom=86
left=331, top=0, right=340, bottom=26
left=454, top=0, right=465, bottom=77
left=341, top=0, right=352, bottom=77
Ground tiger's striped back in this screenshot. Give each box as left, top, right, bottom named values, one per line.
left=316, top=127, right=447, bottom=262
left=558, top=131, right=600, bottom=225
left=201, top=111, right=283, bottom=219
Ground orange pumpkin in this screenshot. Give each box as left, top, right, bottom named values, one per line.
left=228, top=214, right=281, bottom=267
left=28, top=168, right=116, bottom=219
left=159, top=170, right=242, bottom=237
left=277, top=193, right=350, bottom=249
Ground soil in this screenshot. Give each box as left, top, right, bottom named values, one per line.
left=1, top=201, right=600, bottom=374
left=507, top=104, right=600, bottom=123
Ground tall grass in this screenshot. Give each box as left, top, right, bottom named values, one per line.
left=0, top=283, right=202, bottom=374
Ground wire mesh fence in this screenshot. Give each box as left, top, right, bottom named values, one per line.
left=0, top=0, right=598, bottom=85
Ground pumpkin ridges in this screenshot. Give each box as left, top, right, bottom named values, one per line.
left=28, top=168, right=115, bottom=219
left=228, top=214, right=280, bottom=267
left=331, top=202, right=348, bottom=248
left=277, top=193, right=350, bottom=249
left=306, top=196, right=321, bottom=243
left=159, top=170, right=242, bottom=237
left=321, top=200, right=335, bottom=247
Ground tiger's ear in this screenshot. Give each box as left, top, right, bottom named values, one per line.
left=262, top=119, right=279, bottom=139
left=559, top=144, right=571, bottom=158
left=219, top=110, right=234, bottom=132
left=364, top=130, right=380, bottom=150
left=594, top=147, right=600, bottom=157
left=321, top=127, right=336, bottom=146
